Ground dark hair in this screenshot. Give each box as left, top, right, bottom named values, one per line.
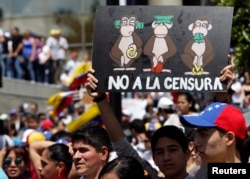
left=98, top=156, right=149, bottom=179
left=47, top=143, right=72, bottom=174
left=71, top=125, right=112, bottom=156
left=3, top=146, right=30, bottom=178
left=129, top=119, right=146, bottom=134
left=184, top=126, right=196, bottom=143
left=178, top=92, right=197, bottom=113
left=27, top=113, right=39, bottom=122
left=50, top=130, right=71, bottom=142
left=151, top=125, right=188, bottom=154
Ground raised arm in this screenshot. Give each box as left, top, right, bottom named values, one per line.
left=85, top=69, right=124, bottom=142
left=29, top=141, right=55, bottom=179
left=85, top=69, right=159, bottom=178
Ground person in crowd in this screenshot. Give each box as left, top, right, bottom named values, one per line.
left=50, top=130, right=71, bottom=144
left=98, top=156, right=150, bottom=179
left=22, top=29, right=36, bottom=82
left=151, top=125, right=190, bottom=179
left=29, top=141, right=72, bottom=179
left=72, top=101, right=85, bottom=120
left=38, top=36, right=52, bottom=83
left=29, top=101, right=39, bottom=115
left=121, top=109, right=133, bottom=142
left=1, top=146, right=31, bottom=179
left=129, top=119, right=147, bottom=146
left=46, top=29, right=68, bottom=84
left=240, top=71, right=250, bottom=110
left=176, top=92, right=198, bottom=116
left=183, top=127, right=201, bottom=177
left=70, top=125, right=112, bottom=179
left=26, top=113, right=40, bottom=130
left=180, top=102, right=250, bottom=178
left=65, top=51, right=80, bottom=76
left=33, top=35, right=44, bottom=82
left=2, top=31, right=12, bottom=78
left=0, top=116, right=14, bottom=150
left=129, top=119, right=160, bottom=173
left=157, top=96, right=183, bottom=129
left=0, top=28, right=5, bottom=77
left=230, top=77, right=243, bottom=108
left=60, top=66, right=71, bottom=91
left=142, top=130, right=161, bottom=173
left=9, top=27, right=23, bottom=79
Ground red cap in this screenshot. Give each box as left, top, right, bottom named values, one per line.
left=181, top=102, right=248, bottom=140
left=41, top=120, right=54, bottom=131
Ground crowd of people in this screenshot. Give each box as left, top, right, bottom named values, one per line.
left=0, top=62, right=250, bottom=179
left=0, top=26, right=84, bottom=85
left=1, top=23, right=250, bottom=179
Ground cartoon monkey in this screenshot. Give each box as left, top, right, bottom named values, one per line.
left=181, top=17, right=214, bottom=75
left=110, top=15, right=143, bottom=69
left=143, top=16, right=176, bottom=73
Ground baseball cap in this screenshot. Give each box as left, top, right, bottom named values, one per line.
left=157, top=97, right=175, bottom=109
left=180, top=102, right=248, bottom=140
left=41, top=120, right=54, bottom=131
left=0, top=113, right=9, bottom=120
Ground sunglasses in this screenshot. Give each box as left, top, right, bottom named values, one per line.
left=3, top=157, right=23, bottom=166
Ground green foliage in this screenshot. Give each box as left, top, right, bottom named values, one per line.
left=212, top=0, right=250, bottom=73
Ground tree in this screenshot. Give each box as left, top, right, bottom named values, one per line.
left=213, top=0, right=250, bottom=73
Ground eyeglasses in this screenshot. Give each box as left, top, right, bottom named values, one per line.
left=3, top=158, right=23, bottom=166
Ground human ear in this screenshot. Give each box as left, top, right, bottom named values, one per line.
left=57, top=162, right=66, bottom=177
left=225, top=132, right=235, bottom=146
left=100, top=146, right=109, bottom=161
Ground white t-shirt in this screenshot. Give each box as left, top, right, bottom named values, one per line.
left=65, top=59, right=81, bottom=76
left=46, top=36, right=68, bottom=60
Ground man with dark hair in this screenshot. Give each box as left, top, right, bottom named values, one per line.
left=129, top=119, right=147, bottom=144
left=151, top=125, right=190, bottom=179
left=71, top=125, right=112, bottom=179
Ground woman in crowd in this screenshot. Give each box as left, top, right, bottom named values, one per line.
left=1, top=146, right=31, bottom=179
left=176, top=92, right=198, bottom=116
left=98, top=156, right=150, bottom=179
left=29, top=141, right=72, bottom=179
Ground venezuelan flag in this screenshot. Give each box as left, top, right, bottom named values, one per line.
left=48, top=91, right=78, bottom=117
left=67, top=62, right=92, bottom=90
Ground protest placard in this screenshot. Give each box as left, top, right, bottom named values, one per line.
left=92, top=6, right=233, bottom=92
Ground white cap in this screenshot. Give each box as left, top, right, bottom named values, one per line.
left=157, top=97, right=174, bottom=109
left=22, top=129, right=36, bottom=143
